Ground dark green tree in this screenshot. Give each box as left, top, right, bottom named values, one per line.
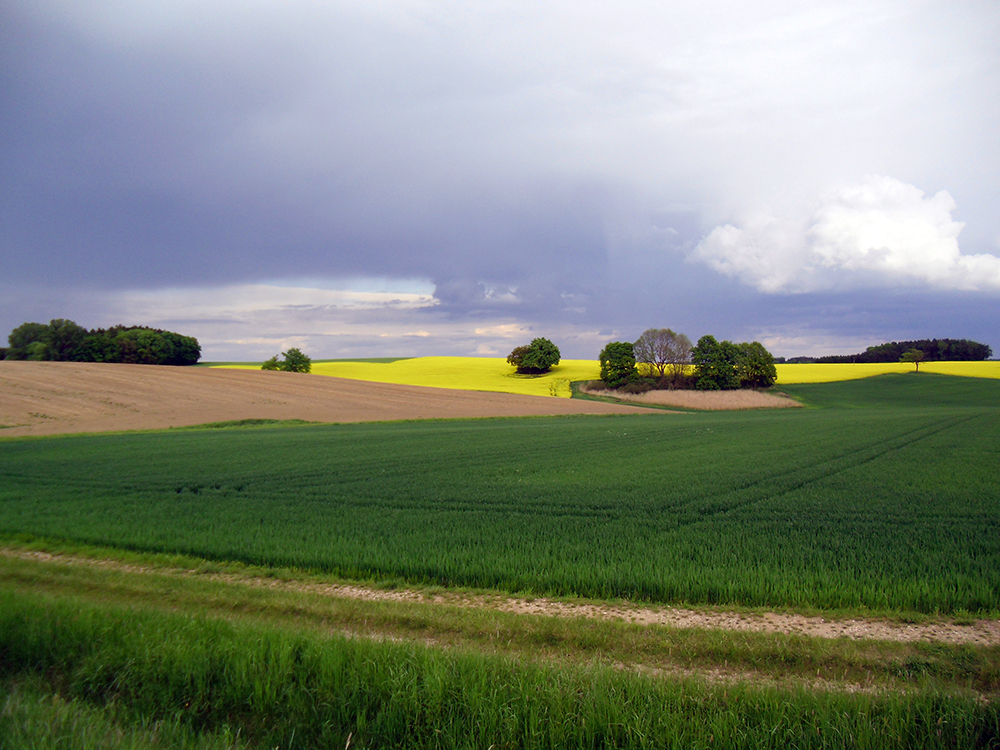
left=73, top=332, right=119, bottom=363
left=4, top=321, right=199, bottom=365
left=735, top=341, right=777, bottom=388
left=163, top=333, right=201, bottom=366
left=506, top=338, right=561, bottom=374
left=43, top=319, right=87, bottom=361
left=6, top=322, right=50, bottom=360
left=261, top=348, right=312, bottom=373
left=282, top=348, right=312, bottom=373
left=691, top=335, right=741, bottom=390
left=599, top=341, right=637, bottom=388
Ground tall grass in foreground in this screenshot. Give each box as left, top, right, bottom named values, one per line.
left=1, top=676, right=249, bottom=750
left=1, top=590, right=996, bottom=750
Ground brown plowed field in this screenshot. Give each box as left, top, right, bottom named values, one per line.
left=0, top=361, right=661, bottom=437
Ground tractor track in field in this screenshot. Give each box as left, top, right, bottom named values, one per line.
left=4, top=547, right=999, bottom=648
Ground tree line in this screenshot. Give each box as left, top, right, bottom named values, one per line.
left=506, top=330, right=777, bottom=391
left=599, top=330, right=777, bottom=391
left=781, top=338, right=991, bottom=364
left=2, top=319, right=201, bottom=366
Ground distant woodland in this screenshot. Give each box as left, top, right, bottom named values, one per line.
left=2, top=319, right=201, bottom=366
left=780, top=338, right=992, bottom=364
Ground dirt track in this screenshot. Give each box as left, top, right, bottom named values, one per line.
left=0, top=361, right=661, bottom=437
left=581, top=384, right=802, bottom=410
left=4, top=548, right=997, bottom=647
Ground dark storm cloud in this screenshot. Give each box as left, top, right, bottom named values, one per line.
left=1, top=2, right=617, bottom=298
left=2, top=1, right=999, bottom=359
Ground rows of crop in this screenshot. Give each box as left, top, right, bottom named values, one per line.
left=2, top=375, right=998, bottom=614
left=1, top=589, right=996, bottom=749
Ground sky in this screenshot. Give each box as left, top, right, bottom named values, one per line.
left=2, top=0, right=999, bottom=361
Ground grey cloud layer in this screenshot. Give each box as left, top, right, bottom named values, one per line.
left=2, top=0, right=999, bottom=357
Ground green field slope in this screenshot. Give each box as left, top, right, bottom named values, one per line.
left=2, top=373, right=999, bottom=614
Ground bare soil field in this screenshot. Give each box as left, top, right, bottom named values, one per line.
left=0, top=361, right=660, bottom=437
left=581, top=384, right=802, bottom=410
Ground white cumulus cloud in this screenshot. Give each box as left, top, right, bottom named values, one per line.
left=693, top=176, right=1000, bottom=293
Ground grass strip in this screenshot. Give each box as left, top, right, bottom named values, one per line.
left=1, top=588, right=998, bottom=749
left=1, top=675, right=250, bottom=750
left=2, top=548, right=998, bottom=698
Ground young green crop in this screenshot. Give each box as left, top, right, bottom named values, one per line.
left=2, top=374, right=999, bottom=615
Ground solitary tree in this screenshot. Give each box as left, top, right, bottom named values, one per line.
left=633, top=328, right=692, bottom=382
left=599, top=341, right=637, bottom=388
left=261, top=348, right=312, bottom=373
left=282, top=348, right=312, bottom=373
left=900, top=348, right=925, bottom=372
left=507, top=338, right=561, bottom=374
left=735, top=341, right=777, bottom=388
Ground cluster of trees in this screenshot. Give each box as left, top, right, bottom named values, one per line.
left=598, top=329, right=777, bottom=390
left=781, top=338, right=992, bottom=364
left=2, top=319, right=201, bottom=366
left=506, top=338, right=561, bottom=374
left=261, top=348, right=312, bottom=373
left=690, top=336, right=777, bottom=390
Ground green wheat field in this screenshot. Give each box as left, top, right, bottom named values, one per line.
left=2, top=372, right=999, bottom=748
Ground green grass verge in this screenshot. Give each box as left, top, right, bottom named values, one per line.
left=2, top=545, right=997, bottom=696
left=1, top=587, right=997, bottom=749
left=1, top=675, right=249, bottom=750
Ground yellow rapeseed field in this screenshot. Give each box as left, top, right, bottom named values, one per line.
left=775, top=361, right=1000, bottom=383
left=217, top=358, right=1000, bottom=396
left=219, top=358, right=601, bottom=398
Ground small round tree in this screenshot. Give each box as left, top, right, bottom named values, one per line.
left=507, top=338, right=560, bottom=374
left=281, top=348, right=312, bottom=373
left=900, top=348, right=925, bottom=372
